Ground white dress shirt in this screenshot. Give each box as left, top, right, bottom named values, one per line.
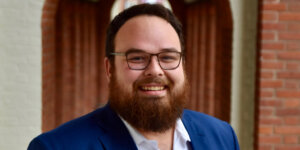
left=120, top=117, right=191, bottom=150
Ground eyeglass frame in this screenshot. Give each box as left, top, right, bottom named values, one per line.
left=110, top=50, right=183, bottom=70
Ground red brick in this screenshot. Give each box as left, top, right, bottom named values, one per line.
left=259, top=126, right=273, bottom=134
left=260, top=90, right=274, bottom=98
left=285, top=81, right=299, bottom=89
left=262, top=23, right=287, bottom=31
left=261, top=52, right=277, bottom=60
left=278, top=52, right=300, bottom=60
left=260, top=80, right=283, bottom=88
left=262, top=43, right=285, bottom=50
left=288, top=23, right=300, bottom=31
left=275, top=126, right=300, bottom=134
left=278, top=72, right=300, bottom=79
left=261, top=98, right=282, bottom=105
left=284, top=117, right=300, bottom=125
left=277, top=90, right=300, bottom=98
left=263, top=3, right=287, bottom=11
left=260, top=71, right=274, bottom=79
left=279, top=12, right=300, bottom=21
left=279, top=32, right=300, bottom=40
left=260, top=117, right=282, bottom=125
left=286, top=63, right=300, bottom=70
left=261, top=32, right=276, bottom=40
left=284, top=135, right=298, bottom=144
left=260, top=107, right=274, bottom=116
left=276, top=108, right=300, bottom=116
left=288, top=3, right=300, bottom=12
left=261, top=62, right=284, bottom=69
left=284, top=99, right=300, bottom=108
left=260, top=99, right=282, bottom=106
left=262, top=12, right=278, bottom=21
left=287, top=42, right=300, bottom=50
left=259, top=135, right=282, bottom=144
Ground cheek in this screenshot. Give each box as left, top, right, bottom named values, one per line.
left=115, top=59, right=141, bottom=85
left=166, top=66, right=185, bottom=86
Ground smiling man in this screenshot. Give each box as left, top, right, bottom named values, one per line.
left=28, top=4, right=239, bottom=150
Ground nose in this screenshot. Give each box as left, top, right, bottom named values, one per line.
left=144, top=56, right=164, bottom=77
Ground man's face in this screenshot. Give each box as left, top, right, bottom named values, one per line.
left=106, top=15, right=188, bottom=132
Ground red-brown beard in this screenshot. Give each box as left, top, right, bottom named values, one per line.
left=109, top=71, right=189, bottom=133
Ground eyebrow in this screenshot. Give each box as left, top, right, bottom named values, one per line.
left=125, top=48, right=180, bottom=53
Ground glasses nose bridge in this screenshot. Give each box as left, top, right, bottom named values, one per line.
left=148, top=53, right=161, bottom=64
left=146, top=53, right=162, bottom=68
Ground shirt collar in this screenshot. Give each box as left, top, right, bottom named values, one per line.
left=121, top=117, right=147, bottom=146
left=174, top=118, right=191, bottom=142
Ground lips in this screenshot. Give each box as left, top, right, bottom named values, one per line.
left=135, top=77, right=169, bottom=94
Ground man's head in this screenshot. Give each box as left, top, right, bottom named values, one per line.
left=104, top=4, right=189, bottom=133
left=105, top=3, right=185, bottom=63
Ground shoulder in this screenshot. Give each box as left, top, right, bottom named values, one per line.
left=27, top=107, right=107, bottom=150
left=182, top=109, right=240, bottom=150
left=182, top=109, right=234, bottom=134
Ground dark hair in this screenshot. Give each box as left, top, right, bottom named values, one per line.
left=105, top=3, right=184, bottom=61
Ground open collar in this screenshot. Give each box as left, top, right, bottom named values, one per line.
left=121, top=117, right=191, bottom=150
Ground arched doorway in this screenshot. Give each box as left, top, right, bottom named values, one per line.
left=41, top=0, right=233, bottom=131
left=41, top=0, right=114, bottom=131
left=183, top=0, right=233, bottom=122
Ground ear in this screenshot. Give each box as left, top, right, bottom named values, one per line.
left=104, top=57, right=112, bottom=82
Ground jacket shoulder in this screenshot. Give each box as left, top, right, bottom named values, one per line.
left=182, top=109, right=240, bottom=150
left=182, top=109, right=234, bottom=134
left=27, top=107, right=107, bottom=150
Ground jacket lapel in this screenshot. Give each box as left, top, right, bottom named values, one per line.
left=92, top=104, right=138, bottom=150
left=182, top=110, right=210, bottom=150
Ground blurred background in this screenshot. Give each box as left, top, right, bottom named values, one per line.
left=0, top=0, right=299, bottom=149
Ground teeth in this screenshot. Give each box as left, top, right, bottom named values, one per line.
left=141, top=86, right=164, bottom=91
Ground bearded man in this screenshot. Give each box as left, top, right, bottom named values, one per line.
left=28, top=3, right=239, bottom=150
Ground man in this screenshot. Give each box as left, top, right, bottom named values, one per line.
left=28, top=4, right=239, bottom=150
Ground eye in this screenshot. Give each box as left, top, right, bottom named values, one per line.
left=127, top=53, right=148, bottom=63
left=159, top=53, right=179, bottom=63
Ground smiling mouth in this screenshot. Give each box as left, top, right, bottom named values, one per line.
left=140, top=86, right=166, bottom=91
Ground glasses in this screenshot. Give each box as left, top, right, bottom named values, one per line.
left=110, top=51, right=183, bottom=70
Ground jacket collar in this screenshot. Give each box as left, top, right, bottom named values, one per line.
left=92, top=104, right=138, bottom=150
left=182, top=110, right=209, bottom=150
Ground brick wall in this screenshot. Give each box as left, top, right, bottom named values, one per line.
left=258, top=0, right=300, bottom=149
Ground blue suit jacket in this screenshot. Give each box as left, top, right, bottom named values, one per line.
left=28, top=105, right=239, bottom=150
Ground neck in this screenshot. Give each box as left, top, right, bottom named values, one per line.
left=139, top=126, right=175, bottom=150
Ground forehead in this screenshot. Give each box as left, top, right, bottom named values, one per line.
left=114, top=15, right=181, bottom=53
